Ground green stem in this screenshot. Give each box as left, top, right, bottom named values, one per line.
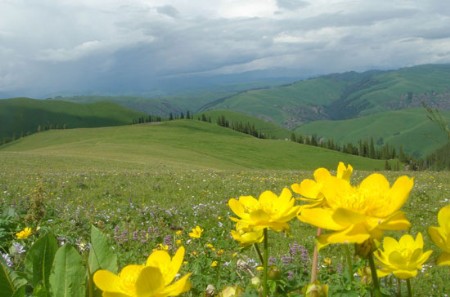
left=406, top=278, right=412, bottom=297
left=263, top=228, right=269, bottom=297
left=343, top=244, right=354, bottom=284
left=310, top=228, right=321, bottom=283
left=397, top=277, right=401, bottom=297
left=368, top=252, right=382, bottom=297
left=254, top=243, right=264, bottom=265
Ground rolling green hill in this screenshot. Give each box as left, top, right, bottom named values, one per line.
left=294, top=108, right=450, bottom=158
left=0, top=98, right=146, bottom=142
left=201, top=64, right=450, bottom=128
left=0, top=120, right=392, bottom=171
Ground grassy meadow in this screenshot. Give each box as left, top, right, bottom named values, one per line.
left=1, top=120, right=450, bottom=296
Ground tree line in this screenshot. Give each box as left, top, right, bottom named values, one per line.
left=149, top=111, right=446, bottom=171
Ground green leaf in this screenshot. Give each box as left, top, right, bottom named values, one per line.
left=87, top=226, right=118, bottom=297
left=24, top=233, right=58, bottom=293
left=88, top=225, right=118, bottom=274
left=0, top=259, right=27, bottom=297
left=49, top=245, right=86, bottom=297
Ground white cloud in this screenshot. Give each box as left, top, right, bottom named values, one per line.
left=1, top=0, right=450, bottom=96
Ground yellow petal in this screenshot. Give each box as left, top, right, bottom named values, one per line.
left=228, top=199, right=246, bottom=219
left=384, top=176, right=414, bottom=214
left=159, top=273, right=192, bottom=296
left=278, top=188, right=293, bottom=206
left=93, top=270, right=124, bottom=293
left=337, top=162, right=353, bottom=181
left=381, top=236, right=400, bottom=254
left=296, top=179, right=323, bottom=199
left=239, top=195, right=259, bottom=208
left=428, top=226, right=450, bottom=252
left=146, top=247, right=185, bottom=286
left=378, top=211, right=411, bottom=231
left=393, top=269, right=417, bottom=280
left=317, top=224, right=371, bottom=247
left=314, top=167, right=331, bottom=182
left=298, top=207, right=344, bottom=230
left=321, top=177, right=354, bottom=209
left=147, top=250, right=171, bottom=269
left=376, top=268, right=391, bottom=278
left=437, top=252, right=450, bottom=266
left=417, top=250, right=433, bottom=266
left=438, top=204, right=450, bottom=232
left=259, top=190, right=277, bottom=208
left=332, top=208, right=367, bottom=225
left=135, top=266, right=164, bottom=296
left=291, top=182, right=301, bottom=194
left=167, top=246, right=185, bottom=283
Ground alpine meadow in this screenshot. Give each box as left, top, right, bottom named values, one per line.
left=1, top=64, right=450, bottom=297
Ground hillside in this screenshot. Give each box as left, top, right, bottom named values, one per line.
left=196, top=109, right=292, bottom=139
left=294, top=108, right=450, bottom=158
left=0, top=120, right=392, bottom=171
left=0, top=98, right=146, bottom=142
left=200, top=64, right=450, bottom=129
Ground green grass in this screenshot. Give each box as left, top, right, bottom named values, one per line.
left=0, top=120, right=393, bottom=171
left=0, top=142, right=449, bottom=296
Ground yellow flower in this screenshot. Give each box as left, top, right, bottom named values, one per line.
left=357, top=266, right=372, bottom=285
left=16, top=227, right=32, bottom=239
left=374, top=233, right=432, bottom=279
left=219, top=286, right=243, bottom=297
left=211, top=261, right=218, bottom=267
left=228, top=188, right=299, bottom=232
left=175, top=230, right=182, bottom=236
left=303, top=281, right=329, bottom=297
left=298, top=172, right=413, bottom=247
left=323, top=257, right=332, bottom=266
left=292, top=162, right=353, bottom=204
left=94, top=247, right=191, bottom=297
left=153, top=243, right=169, bottom=251
left=428, top=204, right=450, bottom=266
left=189, top=226, right=203, bottom=239
left=230, top=223, right=264, bottom=246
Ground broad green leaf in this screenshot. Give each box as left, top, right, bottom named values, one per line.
left=24, top=233, right=58, bottom=292
left=0, top=259, right=27, bottom=297
left=88, top=226, right=118, bottom=297
left=88, top=225, right=118, bottom=274
left=49, top=245, right=86, bottom=297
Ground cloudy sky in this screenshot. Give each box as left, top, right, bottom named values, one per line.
left=1, top=0, right=450, bottom=97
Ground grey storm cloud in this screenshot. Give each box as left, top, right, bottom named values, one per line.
left=1, top=0, right=450, bottom=97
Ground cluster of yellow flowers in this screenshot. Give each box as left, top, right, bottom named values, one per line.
left=90, top=162, right=449, bottom=296
left=227, top=161, right=450, bottom=292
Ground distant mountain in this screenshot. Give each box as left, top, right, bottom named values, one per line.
left=200, top=64, right=450, bottom=128
left=2, top=64, right=449, bottom=159
left=0, top=98, right=145, bottom=142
